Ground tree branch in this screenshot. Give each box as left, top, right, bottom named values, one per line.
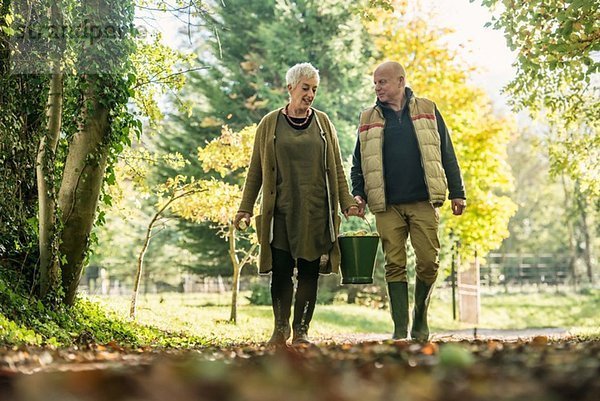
left=238, top=243, right=258, bottom=269
left=132, top=66, right=208, bottom=89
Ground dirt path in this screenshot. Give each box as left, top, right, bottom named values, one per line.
left=1, top=334, right=597, bottom=401
left=0, top=329, right=573, bottom=375
left=316, top=327, right=571, bottom=343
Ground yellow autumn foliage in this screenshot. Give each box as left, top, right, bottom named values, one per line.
left=176, top=124, right=258, bottom=240
left=170, top=179, right=242, bottom=227
left=197, top=124, right=256, bottom=178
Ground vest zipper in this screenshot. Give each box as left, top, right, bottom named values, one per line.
left=377, top=106, right=387, bottom=211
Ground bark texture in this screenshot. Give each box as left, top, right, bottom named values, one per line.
left=37, top=71, right=63, bottom=297
left=58, top=77, right=110, bottom=305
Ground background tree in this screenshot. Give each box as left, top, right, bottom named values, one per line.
left=475, top=0, right=599, bottom=122
left=498, top=127, right=598, bottom=284
left=477, top=0, right=598, bottom=281
left=129, top=175, right=203, bottom=319
left=99, top=148, right=203, bottom=318
left=1, top=0, right=204, bottom=305
left=476, top=0, right=598, bottom=195
left=170, top=125, right=258, bottom=323
left=367, top=2, right=517, bottom=262
left=0, top=0, right=139, bottom=304
left=1, top=1, right=52, bottom=289
left=170, top=0, right=375, bottom=158
left=500, top=129, right=569, bottom=255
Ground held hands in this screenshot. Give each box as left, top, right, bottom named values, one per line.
left=234, top=211, right=252, bottom=230
left=451, top=198, right=466, bottom=216
left=353, top=195, right=366, bottom=218
left=343, top=205, right=360, bottom=219
left=343, top=195, right=367, bottom=219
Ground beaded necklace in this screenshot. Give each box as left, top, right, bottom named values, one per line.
left=284, top=104, right=311, bottom=127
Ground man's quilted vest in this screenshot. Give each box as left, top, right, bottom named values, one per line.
left=358, top=96, right=448, bottom=212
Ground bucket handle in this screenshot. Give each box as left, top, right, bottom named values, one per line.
left=361, top=217, right=374, bottom=234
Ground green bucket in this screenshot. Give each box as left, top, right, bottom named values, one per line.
left=338, top=235, right=379, bottom=284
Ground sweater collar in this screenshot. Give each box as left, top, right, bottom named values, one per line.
left=376, top=87, right=414, bottom=111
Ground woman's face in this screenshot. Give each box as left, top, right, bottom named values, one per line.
left=288, top=76, right=319, bottom=109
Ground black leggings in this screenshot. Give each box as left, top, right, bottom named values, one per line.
left=270, top=247, right=320, bottom=328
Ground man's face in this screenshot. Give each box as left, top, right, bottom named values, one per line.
left=373, top=68, right=404, bottom=103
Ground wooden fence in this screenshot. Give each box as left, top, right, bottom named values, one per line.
left=450, top=251, right=574, bottom=324
left=480, top=252, right=572, bottom=288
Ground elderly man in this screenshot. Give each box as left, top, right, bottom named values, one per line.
left=351, top=61, right=466, bottom=341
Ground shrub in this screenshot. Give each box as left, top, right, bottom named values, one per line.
left=246, top=282, right=271, bottom=305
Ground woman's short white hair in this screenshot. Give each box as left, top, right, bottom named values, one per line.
left=285, top=62, right=320, bottom=89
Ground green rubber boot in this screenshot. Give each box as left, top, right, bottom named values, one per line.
left=388, top=281, right=409, bottom=340
left=410, top=278, right=434, bottom=342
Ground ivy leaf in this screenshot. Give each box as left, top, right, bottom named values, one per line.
left=1, top=25, right=15, bottom=36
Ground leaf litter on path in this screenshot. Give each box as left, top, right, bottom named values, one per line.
left=0, top=338, right=598, bottom=401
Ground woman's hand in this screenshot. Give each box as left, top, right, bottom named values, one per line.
left=343, top=205, right=360, bottom=219
left=234, top=211, right=252, bottom=230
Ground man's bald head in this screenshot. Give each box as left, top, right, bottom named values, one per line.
left=374, top=61, right=406, bottom=80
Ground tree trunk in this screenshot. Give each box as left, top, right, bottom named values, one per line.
left=130, top=190, right=198, bottom=318
left=58, top=76, right=110, bottom=305
left=574, top=182, right=594, bottom=284
left=227, top=227, right=257, bottom=324
left=37, top=0, right=65, bottom=298
left=561, top=175, right=578, bottom=289
left=228, top=225, right=240, bottom=323
left=130, top=219, right=153, bottom=320
left=37, top=70, right=63, bottom=297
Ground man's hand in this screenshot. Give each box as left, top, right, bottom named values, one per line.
left=451, top=198, right=466, bottom=216
left=234, top=211, right=252, bottom=230
left=354, top=195, right=366, bottom=218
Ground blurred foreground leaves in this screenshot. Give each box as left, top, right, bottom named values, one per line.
left=0, top=338, right=598, bottom=401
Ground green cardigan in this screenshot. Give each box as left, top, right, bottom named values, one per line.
left=239, top=107, right=356, bottom=274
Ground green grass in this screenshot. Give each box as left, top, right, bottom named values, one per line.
left=91, top=292, right=391, bottom=344
left=2, top=261, right=595, bottom=348
left=0, top=271, right=209, bottom=348
left=91, top=288, right=600, bottom=344
left=432, top=288, right=600, bottom=334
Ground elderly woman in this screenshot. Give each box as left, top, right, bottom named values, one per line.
left=234, top=62, right=358, bottom=345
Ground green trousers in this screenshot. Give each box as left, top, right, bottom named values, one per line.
left=374, top=201, right=440, bottom=285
